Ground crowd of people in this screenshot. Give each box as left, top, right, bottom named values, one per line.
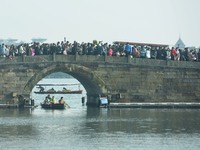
left=0, top=40, right=200, bottom=61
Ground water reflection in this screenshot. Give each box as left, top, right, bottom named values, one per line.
left=85, top=108, right=200, bottom=134
left=0, top=108, right=200, bottom=150
left=0, top=109, right=39, bottom=138
left=0, top=108, right=33, bottom=117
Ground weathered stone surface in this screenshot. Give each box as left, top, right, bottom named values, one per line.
left=0, top=55, right=200, bottom=105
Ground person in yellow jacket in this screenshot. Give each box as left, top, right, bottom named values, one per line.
left=51, top=96, right=56, bottom=104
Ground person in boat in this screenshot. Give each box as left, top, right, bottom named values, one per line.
left=38, top=85, right=44, bottom=92
left=62, top=87, right=69, bottom=92
left=44, top=97, right=48, bottom=104
left=59, top=97, right=64, bottom=104
left=51, top=88, right=55, bottom=92
left=51, top=96, right=56, bottom=104
left=44, top=94, right=51, bottom=104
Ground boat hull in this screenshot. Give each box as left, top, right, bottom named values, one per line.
left=34, top=90, right=82, bottom=94
left=41, top=103, right=65, bottom=109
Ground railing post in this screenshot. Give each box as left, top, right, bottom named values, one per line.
left=166, top=60, right=168, bottom=67
left=135, top=58, right=138, bottom=65
left=53, top=53, right=56, bottom=62
left=22, top=55, right=25, bottom=62
left=127, top=55, right=131, bottom=63
left=104, top=54, right=107, bottom=62
left=75, top=52, right=78, bottom=62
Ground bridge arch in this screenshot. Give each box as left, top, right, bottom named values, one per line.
left=23, top=63, right=108, bottom=105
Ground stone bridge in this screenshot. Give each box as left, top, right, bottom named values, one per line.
left=0, top=54, right=200, bottom=106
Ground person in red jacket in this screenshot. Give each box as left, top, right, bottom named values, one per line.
left=171, top=47, right=177, bottom=60
left=107, top=44, right=113, bottom=56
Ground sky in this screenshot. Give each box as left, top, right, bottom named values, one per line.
left=0, top=0, right=200, bottom=47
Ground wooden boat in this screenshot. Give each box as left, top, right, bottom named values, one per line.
left=41, top=103, right=66, bottom=109
left=34, top=90, right=82, bottom=94
left=35, top=83, right=83, bottom=94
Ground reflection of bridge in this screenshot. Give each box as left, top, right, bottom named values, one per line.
left=0, top=54, right=200, bottom=106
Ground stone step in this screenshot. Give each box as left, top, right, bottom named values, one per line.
left=0, top=104, right=18, bottom=108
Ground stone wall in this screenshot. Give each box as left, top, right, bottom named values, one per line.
left=0, top=55, right=200, bottom=105
left=93, top=64, right=200, bottom=103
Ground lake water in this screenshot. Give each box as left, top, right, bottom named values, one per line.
left=0, top=79, right=200, bottom=150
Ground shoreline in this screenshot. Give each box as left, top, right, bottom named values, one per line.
left=109, top=102, right=200, bottom=109
left=1, top=102, right=200, bottom=109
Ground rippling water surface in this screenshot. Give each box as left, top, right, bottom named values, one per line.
left=0, top=79, right=200, bottom=150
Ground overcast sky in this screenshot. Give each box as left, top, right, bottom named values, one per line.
left=0, top=0, right=199, bottom=47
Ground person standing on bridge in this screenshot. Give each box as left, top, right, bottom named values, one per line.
left=1, top=43, right=6, bottom=57
left=124, top=42, right=132, bottom=57
left=107, top=44, right=113, bottom=56
left=0, top=44, right=3, bottom=56
left=30, top=45, right=35, bottom=56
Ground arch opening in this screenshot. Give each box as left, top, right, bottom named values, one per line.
left=23, top=63, right=108, bottom=107
left=31, top=72, right=86, bottom=107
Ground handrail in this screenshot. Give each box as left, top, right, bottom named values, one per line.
left=0, top=54, right=200, bottom=69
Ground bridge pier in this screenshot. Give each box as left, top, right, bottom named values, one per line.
left=86, top=94, right=100, bottom=107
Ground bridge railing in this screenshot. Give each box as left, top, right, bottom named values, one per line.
left=132, top=57, right=200, bottom=68
left=1, top=54, right=200, bottom=69
left=0, top=54, right=129, bottom=64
